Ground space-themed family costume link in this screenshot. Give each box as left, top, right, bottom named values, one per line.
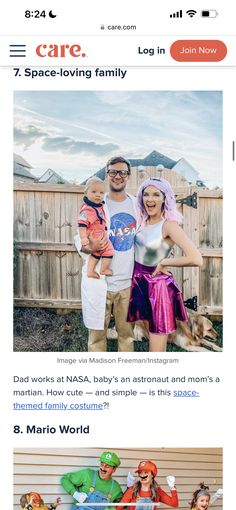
left=61, top=451, right=123, bottom=510
left=75, top=156, right=137, bottom=352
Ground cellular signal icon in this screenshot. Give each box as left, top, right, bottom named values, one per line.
left=186, top=9, right=197, bottom=17
left=170, top=10, right=183, bottom=18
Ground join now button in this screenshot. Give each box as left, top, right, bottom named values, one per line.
left=170, top=40, right=227, bottom=61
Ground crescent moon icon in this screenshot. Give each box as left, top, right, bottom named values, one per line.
left=49, top=10, right=57, bottom=18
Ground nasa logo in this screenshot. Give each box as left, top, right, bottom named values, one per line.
left=109, top=212, right=136, bottom=251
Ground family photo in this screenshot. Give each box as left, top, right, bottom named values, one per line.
left=13, top=91, right=223, bottom=352
left=13, top=447, right=223, bottom=510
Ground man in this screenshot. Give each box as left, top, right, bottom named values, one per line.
left=61, top=451, right=123, bottom=510
left=80, top=156, right=137, bottom=352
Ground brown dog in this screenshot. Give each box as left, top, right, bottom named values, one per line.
left=107, top=310, right=222, bottom=352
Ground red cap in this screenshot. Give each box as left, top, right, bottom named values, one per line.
left=135, top=461, right=158, bottom=477
left=28, top=493, right=43, bottom=505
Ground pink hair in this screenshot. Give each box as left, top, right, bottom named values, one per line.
left=136, top=178, right=183, bottom=225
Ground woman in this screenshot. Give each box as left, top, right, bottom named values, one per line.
left=127, top=178, right=203, bottom=352
left=118, top=460, right=178, bottom=509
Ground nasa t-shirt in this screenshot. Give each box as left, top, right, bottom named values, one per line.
left=106, top=196, right=136, bottom=292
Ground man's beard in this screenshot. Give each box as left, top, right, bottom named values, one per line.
left=109, top=182, right=126, bottom=192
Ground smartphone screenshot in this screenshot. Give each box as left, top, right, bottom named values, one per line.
left=0, top=1, right=235, bottom=509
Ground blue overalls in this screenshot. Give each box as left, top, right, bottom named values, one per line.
left=135, top=495, right=157, bottom=510
left=71, top=470, right=115, bottom=510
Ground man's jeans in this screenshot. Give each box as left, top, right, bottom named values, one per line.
left=88, top=287, right=134, bottom=352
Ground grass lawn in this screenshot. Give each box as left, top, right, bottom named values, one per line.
left=13, top=307, right=223, bottom=353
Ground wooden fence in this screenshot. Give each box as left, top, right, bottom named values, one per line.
left=14, top=170, right=222, bottom=316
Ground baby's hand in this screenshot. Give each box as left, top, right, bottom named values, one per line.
left=47, top=498, right=61, bottom=509
left=81, top=237, right=90, bottom=247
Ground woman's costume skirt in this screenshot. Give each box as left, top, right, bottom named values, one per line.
left=127, top=261, right=188, bottom=334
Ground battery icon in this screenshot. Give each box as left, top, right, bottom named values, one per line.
left=201, top=10, right=218, bottom=17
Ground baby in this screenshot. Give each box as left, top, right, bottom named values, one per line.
left=20, top=492, right=61, bottom=510
left=78, top=177, right=114, bottom=278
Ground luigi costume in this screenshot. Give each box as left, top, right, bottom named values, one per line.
left=61, top=452, right=123, bottom=510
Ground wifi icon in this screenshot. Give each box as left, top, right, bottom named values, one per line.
left=186, top=9, right=197, bottom=17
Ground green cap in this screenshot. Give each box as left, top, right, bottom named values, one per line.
left=100, top=451, right=121, bottom=467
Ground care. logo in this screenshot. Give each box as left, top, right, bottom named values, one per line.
left=36, top=43, right=87, bottom=57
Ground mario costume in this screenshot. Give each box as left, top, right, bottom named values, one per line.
left=78, top=197, right=114, bottom=259
left=61, top=451, right=123, bottom=510
left=119, top=461, right=178, bottom=510
left=20, top=492, right=61, bottom=510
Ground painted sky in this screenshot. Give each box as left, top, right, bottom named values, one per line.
left=14, top=91, right=222, bottom=188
